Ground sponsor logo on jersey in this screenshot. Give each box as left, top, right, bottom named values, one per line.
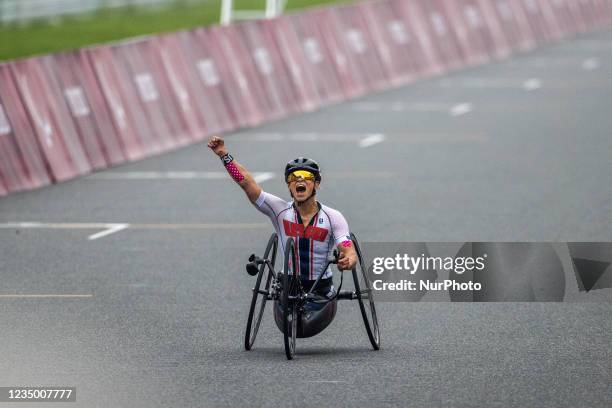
left=283, top=220, right=329, bottom=242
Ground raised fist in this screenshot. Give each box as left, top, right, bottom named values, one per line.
left=207, top=136, right=228, bottom=157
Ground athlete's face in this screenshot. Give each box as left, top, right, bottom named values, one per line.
left=287, top=176, right=319, bottom=203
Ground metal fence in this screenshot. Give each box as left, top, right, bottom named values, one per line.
left=0, top=0, right=200, bottom=24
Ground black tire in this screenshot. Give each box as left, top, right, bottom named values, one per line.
left=282, top=237, right=298, bottom=360
left=245, top=233, right=278, bottom=351
left=351, top=233, right=380, bottom=350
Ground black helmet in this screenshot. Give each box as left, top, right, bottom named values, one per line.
left=284, top=157, right=321, bottom=182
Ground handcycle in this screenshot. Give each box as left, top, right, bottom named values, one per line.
left=244, top=232, right=380, bottom=360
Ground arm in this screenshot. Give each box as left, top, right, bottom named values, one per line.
left=337, top=240, right=357, bottom=271
left=327, top=208, right=357, bottom=271
left=207, top=135, right=262, bottom=203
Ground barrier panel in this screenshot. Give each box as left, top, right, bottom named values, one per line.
left=87, top=46, right=154, bottom=160
left=11, top=58, right=91, bottom=182
left=576, top=0, right=598, bottom=27
left=207, top=25, right=270, bottom=125
left=519, top=0, right=558, bottom=42
left=307, top=8, right=368, bottom=98
left=237, top=20, right=301, bottom=118
left=506, top=0, right=545, bottom=45
left=443, top=0, right=495, bottom=65
left=545, top=0, right=581, bottom=36
left=286, top=11, right=347, bottom=104
left=591, top=0, right=611, bottom=27
left=0, top=173, right=6, bottom=196
left=157, top=33, right=233, bottom=135
left=359, top=0, right=419, bottom=85
left=392, top=0, right=445, bottom=75
left=266, top=16, right=323, bottom=111
left=535, top=0, right=566, bottom=39
left=417, top=0, right=467, bottom=70
left=174, top=30, right=240, bottom=131
left=52, top=52, right=126, bottom=167
left=43, top=54, right=107, bottom=170
left=0, top=65, right=51, bottom=193
left=488, top=0, right=536, bottom=51
left=150, top=36, right=208, bottom=142
left=475, top=0, right=512, bottom=59
left=114, top=40, right=187, bottom=151
left=328, top=3, right=389, bottom=91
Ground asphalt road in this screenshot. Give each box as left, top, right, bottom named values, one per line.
left=1, top=30, right=611, bottom=407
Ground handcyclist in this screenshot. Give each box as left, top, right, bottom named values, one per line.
left=207, top=135, right=357, bottom=301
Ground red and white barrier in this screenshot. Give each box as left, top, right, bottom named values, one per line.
left=286, top=11, right=346, bottom=104
left=11, top=58, right=92, bottom=181
left=417, top=0, right=467, bottom=70
left=115, top=40, right=186, bottom=151
left=443, top=0, right=493, bottom=66
left=207, top=25, right=270, bottom=125
left=266, top=16, right=323, bottom=111
left=174, top=29, right=239, bottom=131
left=87, top=47, right=152, bottom=160
left=0, top=64, right=51, bottom=193
left=2, top=0, right=611, bottom=197
left=475, top=0, right=512, bottom=59
left=359, top=0, right=419, bottom=85
left=309, top=8, right=368, bottom=98
left=52, top=52, right=127, bottom=167
left=237, top=20, right=301, bottom=118
left=392, top=0, right=445, bottom=76
left=151, top=35, right=211, bottom=141
left=328, top=4, right=389, bottom=91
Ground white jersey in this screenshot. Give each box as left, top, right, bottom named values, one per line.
left=254, top=191, right=351, bottom=280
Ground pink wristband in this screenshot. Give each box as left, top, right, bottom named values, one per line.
left=226, top=161, right=245, bottom=182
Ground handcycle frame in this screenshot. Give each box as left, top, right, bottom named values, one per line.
left=244, top=232, right=380, bottom=360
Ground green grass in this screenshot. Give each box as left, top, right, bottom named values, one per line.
left=0, top=0, right=353, bottom=61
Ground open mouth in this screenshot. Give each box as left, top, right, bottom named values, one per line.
left=296, top=184, right=307, bottom=193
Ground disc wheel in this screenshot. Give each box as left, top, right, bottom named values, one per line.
left=351, top=233, right=380, bottom=350
left=282, top=237, right=299, bottom=360
left=245, top=233, right=278, bottom=350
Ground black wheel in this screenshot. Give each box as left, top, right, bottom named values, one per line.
left=351, top=233, right=380, bottom=350
left=282, top=237, right=298, bottom=360
left=245, top=233, right=278, bottom=350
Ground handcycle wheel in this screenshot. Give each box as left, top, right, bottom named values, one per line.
left=351, top=233, right=380, bottom=350
left=245, top=233, right=278, bottom=350
left=282, top=237, right=299, bottom=360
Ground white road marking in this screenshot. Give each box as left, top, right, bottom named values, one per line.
left=88, top=223, right=129, bottom=240
left=450, top=103, right=473, bottom=117
left=582, top=58, right=600, bottom=71
left=523, top=78, right=541, bottom=91
left=87, top=171, right=275, bottom=182
left=437, top=78, right=521, bottom=88
left=358, top=133, right=386, bottom=148
left=0, top=294, right=93, bottom=299
left=0, top=222, right=269, bottom=230
left=306, top=380, right=348, bottom=383
left=253, top=172, right=275, bottom=183
left=348, top=101, right=453, bottom=112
